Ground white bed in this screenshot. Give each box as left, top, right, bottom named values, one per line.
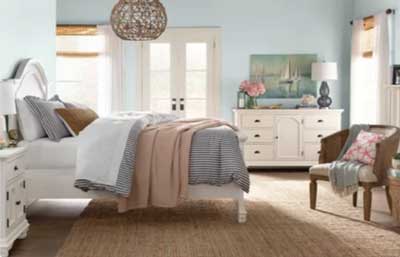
left=14, top=59, right=247, bottom=223
left=23, top=137, right=78, bottom=169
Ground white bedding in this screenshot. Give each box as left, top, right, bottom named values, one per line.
left=23, top=137, right=79, bottom=169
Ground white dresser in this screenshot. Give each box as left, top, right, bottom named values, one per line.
left=0, top=147, right=29, bottom=257
left=234, top=109, right=343, bottom=167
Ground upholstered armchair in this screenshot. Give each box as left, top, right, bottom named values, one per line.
left=309, top=125, right=400, bottom=221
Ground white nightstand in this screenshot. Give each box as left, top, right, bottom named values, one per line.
left=0, top=147, right=29, bottom=257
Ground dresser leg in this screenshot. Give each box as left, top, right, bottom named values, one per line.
left=18, top=227, right=29, bottom=240
left=0, top=247, right=9, bottom=257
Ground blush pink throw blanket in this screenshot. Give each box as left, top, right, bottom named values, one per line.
left=118, top=119, right=238, bottom=212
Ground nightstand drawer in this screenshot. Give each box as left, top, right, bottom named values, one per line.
left=6, top=178, right=26, bottom=232
left=6, top=156, right=25, bottom=182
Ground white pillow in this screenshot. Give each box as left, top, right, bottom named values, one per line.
left=16, top=99, right=46, bottom=141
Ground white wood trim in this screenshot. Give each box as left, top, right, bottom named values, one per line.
left=234, top=109, right=343, bottom=167
left=384, top=85, right=400, bottom=126
left=135, top=43, right=144, bottom=111
left=274, top=115, right=303, bottom=161
left=0, top=147, right=29, bottom=257
left=25, top=169, right=247, bottom=223
left=137, top=27, right=221, bottom=118
left=14, top=59, right=48, bottom=100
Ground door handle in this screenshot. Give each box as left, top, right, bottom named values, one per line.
left=172, top=98, right=177, bottom=111
left=180, top=98, right=185, bottom=111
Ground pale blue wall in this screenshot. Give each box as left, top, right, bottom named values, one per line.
left=353, top=0, right=400, bottom=63
left=57, top=0, right=353, bottom=125
left=0, top=1, right=56, bottom=81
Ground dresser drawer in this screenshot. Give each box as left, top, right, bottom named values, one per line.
left=244, top=144, right=274, bottom=161
left=5, top=156, right=25, bottom=183
left=242, top=115, right=273, bottom=128
left=304, top=116, right=339, bottom=129
left=304, top=143, right=321, bottom=161
left=245, top=129, right=274, bottom=143
left=304, top=130, right=337, bottom=143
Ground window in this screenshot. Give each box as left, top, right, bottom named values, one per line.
left=139, top=28, right=221, bottom=119
left=56, top=27, right=111, bottom=115
left=360, top=16, right=376, bottom=58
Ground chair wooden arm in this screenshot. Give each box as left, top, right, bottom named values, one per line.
left=373, top=129, right=400, bottom=185
left=319, top=129, right=349, bottom=164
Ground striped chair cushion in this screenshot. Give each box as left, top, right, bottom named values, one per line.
left=24, top=96, right=71, bottom=141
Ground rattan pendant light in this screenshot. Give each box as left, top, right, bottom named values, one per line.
left=111, top=0, right=167, bottom=41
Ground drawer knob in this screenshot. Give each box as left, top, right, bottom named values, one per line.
left=14, top=166, right=19, bottom=171
left=317, top=120, right=324, bottom=123
left=254, top=151, right=261, bottom=154
left=254, top=119, right=261, bottom=123
left=15, top=201, right=21, bottom=206
left=318, top=151, right=321, bottom=154
left=317, top=134, right=323, bottom=138
left=254, top=134, right=261, bottom=138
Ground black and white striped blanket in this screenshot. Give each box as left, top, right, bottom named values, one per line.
left=75, top=114, right=249, bottom=196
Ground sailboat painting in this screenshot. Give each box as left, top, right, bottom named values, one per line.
left=250, top=54, right=317, bottom=99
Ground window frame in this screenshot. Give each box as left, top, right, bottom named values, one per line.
left=136, top=27, right=222, bottom=118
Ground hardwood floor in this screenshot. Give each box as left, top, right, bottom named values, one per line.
left=9, top=172, right=399, bottom=257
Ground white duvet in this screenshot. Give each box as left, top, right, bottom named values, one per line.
left=75, top=112, right=177, bottom=189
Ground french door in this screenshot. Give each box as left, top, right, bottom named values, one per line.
left=139, top=28, right=221, bottom=118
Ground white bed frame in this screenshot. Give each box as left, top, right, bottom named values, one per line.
left=14, top=59, right=247, bottom=223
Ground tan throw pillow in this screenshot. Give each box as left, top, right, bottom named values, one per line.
left=55, top=108, right=98, bottom=136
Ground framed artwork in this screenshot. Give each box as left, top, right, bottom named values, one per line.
left=250, top=54, right=318, bottom=99
left=393, top=65, right=400, bottom=85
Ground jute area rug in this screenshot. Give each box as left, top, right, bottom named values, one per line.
left=56, top=181, right=400, bottom=257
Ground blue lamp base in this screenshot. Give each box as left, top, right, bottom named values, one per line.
left=317, top=81, right=332, bottom=109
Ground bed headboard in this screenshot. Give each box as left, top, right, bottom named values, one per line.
left=14, top=59, right=48, bottom=99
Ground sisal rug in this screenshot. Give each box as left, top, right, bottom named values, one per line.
left=56, top=181, right=400, bottom=257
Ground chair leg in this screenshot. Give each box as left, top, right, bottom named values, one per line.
left=310, top=178, right=318, bottom=210
left=363, top=184, right=372, bottom=221
left=386, top=186, right=393, bottom=214
left=352, top=191, right=358, bottom=207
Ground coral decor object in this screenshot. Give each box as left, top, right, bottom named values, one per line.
left=240, top=80, right=266, bottom=109
left=240, top=80, right=266, bottom=97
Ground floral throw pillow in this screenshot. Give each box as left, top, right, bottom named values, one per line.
left=342, top=130, right=386, bottom=166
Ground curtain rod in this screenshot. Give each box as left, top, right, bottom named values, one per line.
left=350, top=8, right=395, bottom=25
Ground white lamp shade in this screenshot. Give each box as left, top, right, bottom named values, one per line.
left=0, top=80, right=16, bottom=115
left=311, top=62, right=338, bottom=81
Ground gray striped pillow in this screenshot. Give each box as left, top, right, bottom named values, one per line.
left=24, top=96, right=71, bottom=141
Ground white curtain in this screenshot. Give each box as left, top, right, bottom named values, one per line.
left=97, top=25, right=124, bottom=115
left=350, top=12, right=390, bottom=125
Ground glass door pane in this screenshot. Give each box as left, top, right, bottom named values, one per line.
left=184, top=43, right=208, bottom=118
left=149, top=43, right=172, bottom=113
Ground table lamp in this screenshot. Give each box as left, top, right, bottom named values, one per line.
left=0, top=80, right=16, bottom=147
left=312, top=62, right=338, bottom=109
